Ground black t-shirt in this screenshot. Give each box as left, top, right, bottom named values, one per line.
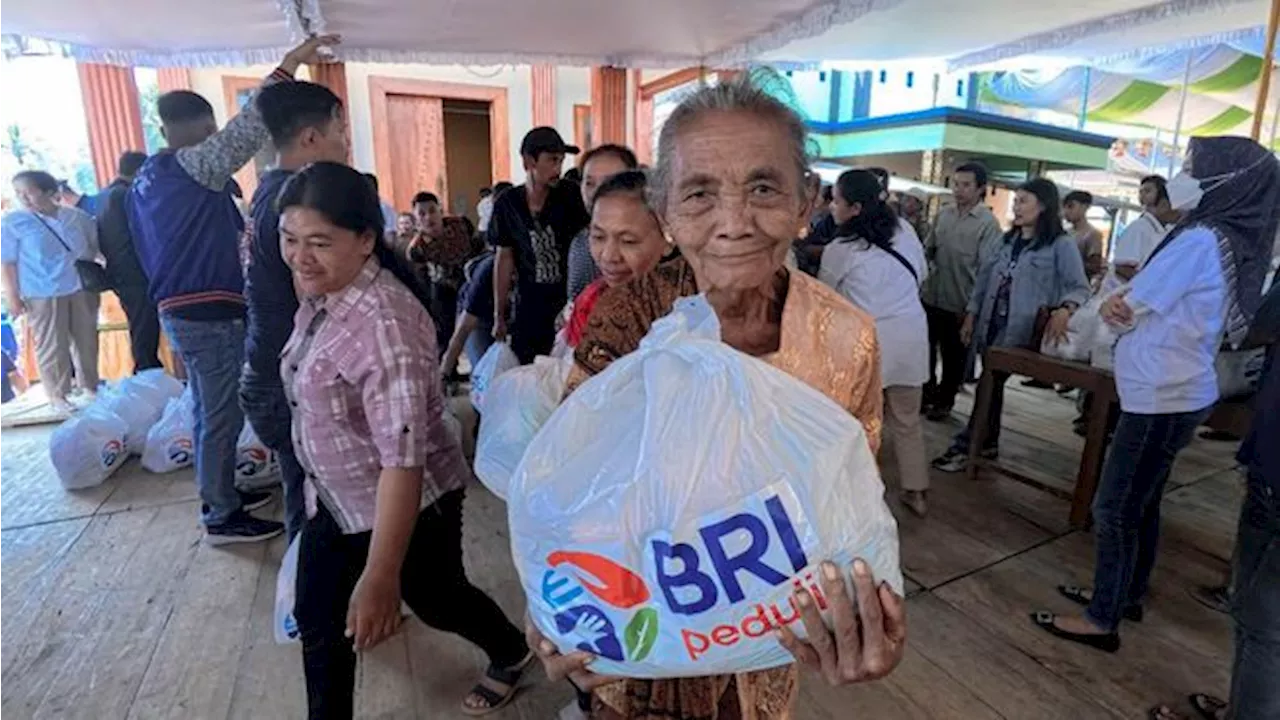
left=243, top=168, right=297, bottom=385
left=487, top=182, right=588, bottom=296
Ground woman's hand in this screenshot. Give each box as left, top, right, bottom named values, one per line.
left=526, top=614, right=618, bottom=692
left=959, top=314, right=975, bottom=346
left=346, top=567, right=403, bottom=651
left=777, top=559, right=906, bottom=686
left=1044, top=307, right=1072, bottom=346
left=1100, top=290, right=1134, bottom=329
left=7, top=296, right=25, bottom=318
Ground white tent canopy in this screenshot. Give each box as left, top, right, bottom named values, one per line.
left=1, top=0, right=1273, bottom=69
left=0, top=0, right=892, bottom=68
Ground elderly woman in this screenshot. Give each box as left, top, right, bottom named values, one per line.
left=1035, top=137, right=1279, bottom=658
left=1, top=170, right=101, bottom=414
left=562, top=170, right=673, bottom=348
left=530, top=81, right=907, bottom=720
left=278, top=162, right=530, bottom=718
left=820, top=169, right=931, bottom=516
left=932, top=178, right=1091, bottom=473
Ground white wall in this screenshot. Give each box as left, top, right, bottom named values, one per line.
left=555, top=66, right=591, bottom=149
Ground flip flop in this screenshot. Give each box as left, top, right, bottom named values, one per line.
left=1188, top=693, right=1228, bottom=720
left=460, top=650, right=535, bottom=716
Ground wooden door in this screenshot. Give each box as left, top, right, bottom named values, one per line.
left=385, top=94, right=447, bottom=213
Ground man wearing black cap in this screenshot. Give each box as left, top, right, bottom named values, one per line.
left=489, top=126, right=588, bottom=363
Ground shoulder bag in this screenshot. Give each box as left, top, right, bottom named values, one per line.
left=30, top=211, right=112, bottom=293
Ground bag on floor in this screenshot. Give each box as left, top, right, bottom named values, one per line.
left=50, top=406, right=129, bottom=489
left=141, top=388, right=195, bottom=473
left=474, top=354, right=573, bottom=500
left=274, top=534, right=301, bottom=644
left=509, top=296, right=903, bottom=678
left=98, top=388, right=164, bottom=456
left=235, top=422, right=280, bottom=485
left=117, top=369, right=183, bottom=412
left=470, top=341, right=520, bottom=412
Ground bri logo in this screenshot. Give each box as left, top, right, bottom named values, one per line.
left=168, top=438, right=193, bottom=466
left=101, top=439, right=123, bottom=469
left=237, top=447, right=274, bottom=477
left=540, top=485, right=821, bottom=665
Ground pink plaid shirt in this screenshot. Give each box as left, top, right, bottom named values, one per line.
left=282, top=256, right=467, bottom=534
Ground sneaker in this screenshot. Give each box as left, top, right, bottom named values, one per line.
left=931, top=448, right=968, bottom=473
left=49, top=398, right=77, bottom=416
left=240, top=489, right=274, bottom=512
left=205, top=512, right=284, bottom=546
left=1021, top=378, right=1053, bottom=389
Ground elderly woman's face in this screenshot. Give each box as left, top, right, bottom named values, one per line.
left=281, top=206, right=376, bottom=297
left=664, top=110, right=806, bottom=291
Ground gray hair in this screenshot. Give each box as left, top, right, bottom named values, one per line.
left=650, top=79, right=812, bottom=214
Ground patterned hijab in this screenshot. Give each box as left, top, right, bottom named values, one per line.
left=1150, top=136, right=1280, bottom=346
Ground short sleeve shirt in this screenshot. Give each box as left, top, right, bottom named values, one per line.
left=0, top=207, right=97, bottom=298
left=459, top=252, right=496, bottom=327
left=488, top=182, right=588, bottom=292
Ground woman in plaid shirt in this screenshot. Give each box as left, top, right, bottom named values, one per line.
left=278, top=162, right=530, bottom=718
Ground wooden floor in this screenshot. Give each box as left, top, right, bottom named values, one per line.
left=1, top=380, right=1244, bottom=719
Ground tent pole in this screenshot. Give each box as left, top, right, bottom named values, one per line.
left=1078, top=67, right=1092, bottom=129
left=1168, top=52, right=1194, bottom=177
left=1251, top=0, right=1279, bottom=139
left=1270, top=93, right=1279, bottom=148
left=1150, top=129, right=1160, bottom=172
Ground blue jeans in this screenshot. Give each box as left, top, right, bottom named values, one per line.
left=1228, top=471, right=1280, bottom=719
left=1086, top=407, right=1211, bottom=630
left=240, top=375, right=306, bottom=540
left=161, top=315, right=246, bottom=526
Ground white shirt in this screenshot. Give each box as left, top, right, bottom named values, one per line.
left=819, top=220, right=929, bottom=388
left=1112, top=212, right=1167, bottom=268
left=1114, top=227, right=1225, bottom=414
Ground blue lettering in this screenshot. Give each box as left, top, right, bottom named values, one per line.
left=766, top=495, right=809, bottom=573
left=700, top=512, right=789, bottom=604
left=652, top=539, right=718, bottom=615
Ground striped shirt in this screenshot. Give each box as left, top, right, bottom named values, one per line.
left=282, top=256, right=468, bottom=534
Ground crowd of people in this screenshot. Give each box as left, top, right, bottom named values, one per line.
left=0, top=34, right=1277, bottom=720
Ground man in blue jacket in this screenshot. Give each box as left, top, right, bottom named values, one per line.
left=128, top=35, right=337, bottom=545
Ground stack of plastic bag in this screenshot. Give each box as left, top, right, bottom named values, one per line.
left=470, top=342, right=520, bottom=412
left=50, top=406, right=130, bottom=489
left=508, top=297, right=902, bottom=678
left=142, top=388, right=195, bottom=473
left=235, top=423, right=280, bottom=486
left=474, top=354, right=573, bottom=500
left=99, top=389, right=164, bottom=456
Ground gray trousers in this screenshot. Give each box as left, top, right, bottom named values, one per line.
left=884, top=385, right=930, bottom=492
left=26, top=291, right=99, bottom=400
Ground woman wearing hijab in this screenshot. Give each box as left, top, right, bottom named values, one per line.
left=1032, top=136, right=1279, bottom=653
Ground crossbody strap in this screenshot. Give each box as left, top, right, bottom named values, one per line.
left=29, top=211, right=75, bottom=256
left=875, top=242, right=919, bottom=283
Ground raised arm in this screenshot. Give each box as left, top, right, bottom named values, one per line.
left=174, top=35, right=339, bottom=192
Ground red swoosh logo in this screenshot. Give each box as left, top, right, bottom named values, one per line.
left=547, top=551, right=650, bottom=609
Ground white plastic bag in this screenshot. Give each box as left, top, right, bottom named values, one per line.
left=1041, top=294, right=1103, bottom=362
left=141, top=388, right=195, bottom=473
left=509, top=297, right=902, bottom=678
left=274, top=534, right=301, bottom=644
left=117, top=369, right=183, bottom=411
left=470, top=341, right=520, bottom=412
left=50, top=406, right=129, bottom=489
left=98, top=389, right=164, bottom=456
left=474, top=355, right=573, bottom=500
left=236, top=423, right=280, bottom=484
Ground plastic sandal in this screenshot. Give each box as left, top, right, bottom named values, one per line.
left=460, top=651, right=535, bottom=716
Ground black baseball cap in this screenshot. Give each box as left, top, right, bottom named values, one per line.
left=520, top=126, right=580, bottom=157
